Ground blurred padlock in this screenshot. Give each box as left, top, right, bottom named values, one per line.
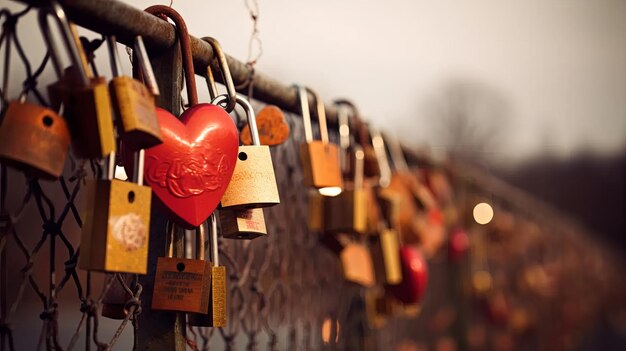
left=152, top=223, right=212, bottom=313
left=296, top=86, right=343, bottom=194
left=370, top=227, right=403, bottom=285
left=340, top=242, right=375, bottom=288
left=220, top=208, right=267, bottom=239
left=79, top=149, right=151, bottom=274
left=188, top=214, right=227, bottom=327
left=107, top=35, right=162, bottom=149
left=324, top=147, right=367, bottom=235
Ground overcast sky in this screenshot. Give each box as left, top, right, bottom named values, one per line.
left=6, top=0, right=626, bottom=162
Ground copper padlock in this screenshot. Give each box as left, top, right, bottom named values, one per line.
left=220, top=208, right=267, bottom=239
left=152, top=223, right=212, bottom=313
left=79, top=150, right=151, bottom=274
left=107, top=35, right=162, bottom=149
left=39, top=4, right=116, bottom=159
left=0, top=95, right=70, bottom=179
left=296, top=85, right=343, bottom=194
left=324, top=147, right=368, bottom=235
left=188, top=214, right=227, bottom=327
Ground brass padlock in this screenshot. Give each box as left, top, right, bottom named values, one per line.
left=39, top=3, right=116, bottom=159
left=220, top=208, right=267, bottom=239
left=79, top=150, right=151, bottom=274
left=152, top=223, right=212, bottom=313
left=370, top=228, right=403, bottom=285
left=188, top=213, right=227, bottom=327
left=107, top=35, right=162, bottom=149
left=296, top=86, right=343, bottom=194
left=324, top=147, right=368, bottom=235
left=0, top=94, right=70, bottom=179
left=217, top=94, right=280, bottom=209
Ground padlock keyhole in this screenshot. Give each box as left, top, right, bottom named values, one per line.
left=42, top=116, right=54, bottom=127
left=238, top=152, right=248, bottom=161
left=176, top=262, right=185, bottom=272
left=128, top=191, right=135, bottom=203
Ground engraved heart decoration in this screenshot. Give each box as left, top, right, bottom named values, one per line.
left=124, top=104, right=239, bottom=228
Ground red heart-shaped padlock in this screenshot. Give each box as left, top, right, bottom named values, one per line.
left=127, top=104, right=238, bottom=228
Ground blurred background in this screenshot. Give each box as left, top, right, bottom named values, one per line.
left=1, top=0, right=624, bottom=350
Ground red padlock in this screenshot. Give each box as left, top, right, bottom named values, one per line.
left=387, top=246, right=429, bottom=304
left=125, top=6, right=238, bottom=228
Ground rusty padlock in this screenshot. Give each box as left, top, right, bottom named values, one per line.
left=152, top=222, right=212, bottom=313
left=39, top=3, right=116, bottom=159
left=107, top=35, right=162, bottom=149
left=0, top=93, right=70, bottom=179
left=296, top=85, right=343, bottom=195
left=79, top=149, right=151, bottom=274
left=188, top=213, right=227, bottom=327
left=220, top=208, right=267, bottom=240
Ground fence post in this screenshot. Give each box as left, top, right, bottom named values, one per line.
left=136, top=39, right=187, bottom=351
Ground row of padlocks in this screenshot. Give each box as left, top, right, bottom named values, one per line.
left=0, top=2, right=463, bottom=330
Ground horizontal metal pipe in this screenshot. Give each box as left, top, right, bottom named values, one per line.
left=19, top=0, right=329, bottom=121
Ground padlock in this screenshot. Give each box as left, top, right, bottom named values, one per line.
left=101, top=274, right=134, bottom=320
left=0, top=94, right=70, bottom=179
left=216, top=94, right=280, bottom=209
left=39, top=3, right=116, bottom=159
left=79, top=150, right=151, bottom=274
left=220, top=208, right=267, bottom=239
left=152, top=222, right=212, bottom=313
left=324, top=147, right=367, bottom=234
left=307, top=190, right=325, bottom=232
left=188, top=213, right=227, bottom=327
left=107, top=35, right=162, bottom=149
left=296, top=85, right=343, bottom=194
left=340, top=242, right=375, bottom=288
left=369, top=227, right=403, bottom=285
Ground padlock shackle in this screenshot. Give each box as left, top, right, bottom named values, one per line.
left=144, top=5, right=198, bottom=106
left=132, top=149, right=145, bottom=186
left=37, top=1, right=89, bottom=86
left=106, top=36, right=123, bottom=78
left=208, top=213, right=219, bottom=266
left=134, top=36, right=160, bottom=96
left=354, top=146, right=364, bottom=190
left=336, top=105, right=351, bottom=173
left=370, top=127, right=392, bottom=188
left=201, top=37, right=237, bottom=113
left=295, top=85, right=329, bottom=144
left=306, top=87, right=330, bottom=144
left=296, top=85, right=314, bottom=143
left=212, top=95, right=260, bottom=146
left=195, top=223, right=205, bottom=261
left=385, top=132, right=409, bottom=172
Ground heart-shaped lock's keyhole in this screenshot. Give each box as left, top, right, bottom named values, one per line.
left=127, top=191, right=135, bottom=203
left=42, top=116, right=54, bottom=127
